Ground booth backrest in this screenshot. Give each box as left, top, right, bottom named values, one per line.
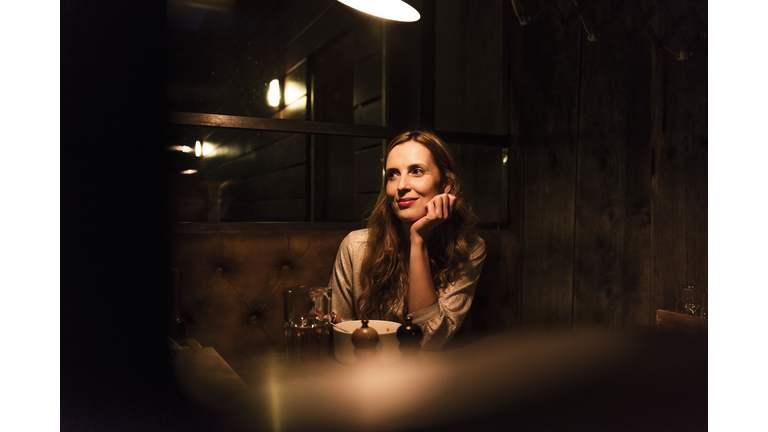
left=168, top=227, right=519, bottom=361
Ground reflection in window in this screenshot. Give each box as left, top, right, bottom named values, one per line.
left=166, top=126, right=507, bottom=225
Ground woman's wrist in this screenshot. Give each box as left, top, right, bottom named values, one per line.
left=409, top=232, right=426, bottom=246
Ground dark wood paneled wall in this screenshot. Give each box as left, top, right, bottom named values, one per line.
left=573, top=2, right=654, bottom=331
left=517, top=10, right=581, bottom=329
left=513, top=0, right=707, bottom=330
left=435, top=0, right=507, bottom=135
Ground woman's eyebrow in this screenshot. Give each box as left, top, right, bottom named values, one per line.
left=386, top=163, right=427, bottom=172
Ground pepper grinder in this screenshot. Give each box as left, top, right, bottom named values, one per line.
left=352, top=319, right=379, bottom=362
left=396, top=315, right=423, bottom=358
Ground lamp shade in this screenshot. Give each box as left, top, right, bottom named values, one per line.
left=337, top=0, right=420, bottom=22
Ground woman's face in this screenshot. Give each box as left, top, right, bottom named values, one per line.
left=385, top=141, right=444, bottom=224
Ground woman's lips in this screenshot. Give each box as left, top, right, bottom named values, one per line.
left=397, top=198, right=417, bottom=209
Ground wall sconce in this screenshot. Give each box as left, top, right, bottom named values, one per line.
left=337, top=0, right=420, bottom=22
left=268, top=79, right=281, bottom=107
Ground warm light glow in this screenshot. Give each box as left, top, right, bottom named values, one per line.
left=337, top=0, right=420, bottom=22
left=168, top=145, right=193, bottom=153
left=195, top=141, right=202, bottom=157
left=180, top=169, right=198, bottom=175
left=268, top=79, right=281, bottom=107
left=283, top=95, right=307, bottom=118
left=284, top=81, right=305, bottom=106
left=202, top=142, right=215, bottom=156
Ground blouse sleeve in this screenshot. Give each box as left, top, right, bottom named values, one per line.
left=329, top=231, right=362, bottom=321
left=410, top=236, right=486, bottom=350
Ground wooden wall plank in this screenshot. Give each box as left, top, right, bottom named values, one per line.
left=572, top=4, right=653, bottom=331
left=650, top=14, right=690, bottom=319
left=435, top=0, right=506, bottom=135
left=506, top=0, right=524, bottom=321
left=684, top=43, right=709, bottom=295
left=520, top=13, right=581, bottom=328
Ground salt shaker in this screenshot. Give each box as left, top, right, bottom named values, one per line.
left=352, top=319, right=379, bottom=362
left=396, top=315, right=423, bottom=358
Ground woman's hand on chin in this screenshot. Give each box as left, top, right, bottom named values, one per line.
left=410, top=193, right=456, bottom=241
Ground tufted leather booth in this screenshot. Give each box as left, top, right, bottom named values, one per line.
left=168, top=224, right=520, bottom=366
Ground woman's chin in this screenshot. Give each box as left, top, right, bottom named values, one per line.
left=396, top=212, right=426, bottom=224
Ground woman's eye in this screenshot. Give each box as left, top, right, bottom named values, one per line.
left=387, top=172, right=399, bottom=180
left=412, top=168, right=424, bottom=175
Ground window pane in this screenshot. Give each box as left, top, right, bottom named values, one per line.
left=166, top=126, right=506, bottom=224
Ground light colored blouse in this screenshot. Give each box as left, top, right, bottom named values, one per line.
left=329, top=229, right=486, bottom=350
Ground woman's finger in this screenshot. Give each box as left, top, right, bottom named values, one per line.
left=442, top=194, right=451, bottom=218
left=432, top=196, right=443, bottom=219
left=446, top=194, right=456, bottom=217
left=435, top=194, right=453, bottom=219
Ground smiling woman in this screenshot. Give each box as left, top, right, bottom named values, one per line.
left=329, top=130, right=487, bottom=350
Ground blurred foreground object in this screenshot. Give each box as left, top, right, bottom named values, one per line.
left=189, top=327, right=707, bottom=431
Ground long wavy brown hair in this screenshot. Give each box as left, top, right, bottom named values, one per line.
left=358, top=130, right=478, bottom=319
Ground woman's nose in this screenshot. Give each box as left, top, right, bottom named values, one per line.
left=397, top=175, right=410, bottom=191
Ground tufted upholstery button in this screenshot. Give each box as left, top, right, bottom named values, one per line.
left=250, top=314, right=258, bottom=323
left=217, top=266, right=224, bottom=273
left=282, top=263, right=291, bottom=271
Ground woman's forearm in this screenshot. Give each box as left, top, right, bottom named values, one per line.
left=407, top=236, right=439, bottom=313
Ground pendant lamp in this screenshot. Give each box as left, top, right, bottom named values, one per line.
left=337, top=0, right=420, bottom=22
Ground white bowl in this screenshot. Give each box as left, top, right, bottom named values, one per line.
left=333, top=320, right=402, bottom=366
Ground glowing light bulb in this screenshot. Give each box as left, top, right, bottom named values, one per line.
left=195, top=141, right=202, bottom=157
left=268, top=79, right=281, bottom=107
left=337, top=0, right=420, bottom=22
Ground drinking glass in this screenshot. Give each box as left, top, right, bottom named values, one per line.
left=282, top=286, right=332, bottom=372
left=678, top=285, right=707, bottom=318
